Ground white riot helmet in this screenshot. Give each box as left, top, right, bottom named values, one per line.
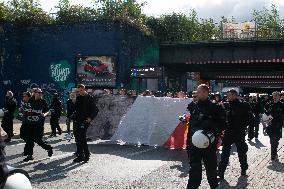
left=262, top=113, right=273, bottom=123
left=0, top=109, right=4, bottom=118
left=4, top=166, right=32, bottom=189
left=192, top=130, right=215, bottom=149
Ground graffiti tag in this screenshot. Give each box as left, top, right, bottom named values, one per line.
left=49, top=60, right=71, bottom=88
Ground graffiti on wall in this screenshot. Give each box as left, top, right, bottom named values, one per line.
left=19, top=60, right=75, bottom=106
left=49, top=60, right=71, bottom=88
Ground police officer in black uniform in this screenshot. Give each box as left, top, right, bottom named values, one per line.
left=1, top=91, right=17, bottom=143
left=187, top=91, right=198, bottom=113
left=264, top=91, right=284, bottom=161
left=218, top=89, right=254, bottom=179
left=23, top=88, right=53, bottom=162
left=19, top=92, right=32, bottom=156
left=187, top=84, right=226, bottom=189
left=248, top=94, right=262, bottom=140
left=49, top=93, right=63, bottom=137
left=73, top=84, right=98, bottom=163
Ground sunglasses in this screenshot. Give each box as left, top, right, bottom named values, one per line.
left=193, top=96, right=197, bottom=98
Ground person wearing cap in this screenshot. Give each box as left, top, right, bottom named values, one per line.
left=218, top=89, right=254, bottom=179
left=1, top=91, right=17, bottom=143
left=49, top=93, right=63, bottom=137
left=23, top=88, right=53, bottom=162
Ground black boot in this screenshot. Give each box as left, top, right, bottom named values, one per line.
left=23, top=155, right=33, bottom=162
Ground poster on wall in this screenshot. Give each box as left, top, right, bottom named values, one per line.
left=76, top=55, right=117, bottom=87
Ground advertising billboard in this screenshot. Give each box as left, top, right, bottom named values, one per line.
left=76, top=55, right=117, bottom=87
left=223, top=21, right=256, bottom=39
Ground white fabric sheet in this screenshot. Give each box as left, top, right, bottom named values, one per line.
left=111, top=96, right=192, bottom=146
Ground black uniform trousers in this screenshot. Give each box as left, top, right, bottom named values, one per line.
left=267, top=123, right=282, bottom=159
left=187, top=141, right=218, bottom=189
left=50, top=116, right=61, bottom=136
left=1, top=116, right=14, bottom=138
left=25, top=124, right=52, bottom=156
left=269, top=134, right=280, bottom=159
left=248, top=116, right=260, bottom=139
left=218, top=130, right=248, bottom=174
left=73, top=122, right=89, bottom=158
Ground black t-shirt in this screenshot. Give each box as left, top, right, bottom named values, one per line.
left=26, top=98, right=49, bottom=124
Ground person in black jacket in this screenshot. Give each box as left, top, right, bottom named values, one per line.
left=73, top=84, right=99, bottom=163
left=187, top=84, right=226, bottom=189
left=19, top=91, right=32, bottom=156
left=1, top=91, right=17, bottom=143
left=187, top=91, right=197, bottom=113
left=0, top=141, right=8, bottom=189
left=49, top=93, right=63, bottom=137
left=218, top=89, right=254, bottom=179
left=66, top=92, right=76, bottom=137
left=23, top=88, right=53, bottom=162
left=264, top=91, right=284, bottom=161
left=248, top=95, right=263, bottom=140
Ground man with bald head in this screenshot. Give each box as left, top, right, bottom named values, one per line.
left=187, top=84, right=226, bottom=189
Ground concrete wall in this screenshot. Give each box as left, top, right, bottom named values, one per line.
left=0, top=21, right=159, bottom=106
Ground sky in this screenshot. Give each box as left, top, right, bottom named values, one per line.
left=4, top=0, right=284, bottom=22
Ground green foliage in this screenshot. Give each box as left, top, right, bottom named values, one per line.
left=7, top=0, right=53, bottom=26
left=56, top=0, right=97, bottom=24
left=93, top=0, right=149, bottom=34
left=0, top=2, right=12, bottom=22
left=146, top=11, right=217, bottom=42
left=253, top=4, right=284, bottom=39
left=1, top=1, right=284, bottom=41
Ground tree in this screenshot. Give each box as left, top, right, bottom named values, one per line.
left=94, top=0, right=146, bottom=21
left=0, top=2, right=12, bottom=22
left=56, top=0, right=97, bottom=24
left=7, top=0, right=53, bottom=26
left=146, top=10, right=218, bottom=42
left=253, top=4, right=284, bottom=39
left=196, top=18, right=217, bottom=41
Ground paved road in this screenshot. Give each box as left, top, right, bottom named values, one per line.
left=3, top=125, right=284, bottom=189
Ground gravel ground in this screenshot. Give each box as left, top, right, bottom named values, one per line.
left=2, top=121, right=284, bottom=189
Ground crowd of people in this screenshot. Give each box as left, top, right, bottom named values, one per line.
left=1, top=84, right=98, bottom=163
left=0, top=85, right=283, bottom=189
left=185, top=85, right=284, bottom=189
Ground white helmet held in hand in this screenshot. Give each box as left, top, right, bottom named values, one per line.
left=262, top=113, right=273, bottom=123
left=192, top=130, right=215, bottom=149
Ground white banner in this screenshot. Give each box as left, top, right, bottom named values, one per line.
left=111, top=96, right=192, bottom=146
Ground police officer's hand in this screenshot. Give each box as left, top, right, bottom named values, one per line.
left=86, top=117, right=92, bottom=123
